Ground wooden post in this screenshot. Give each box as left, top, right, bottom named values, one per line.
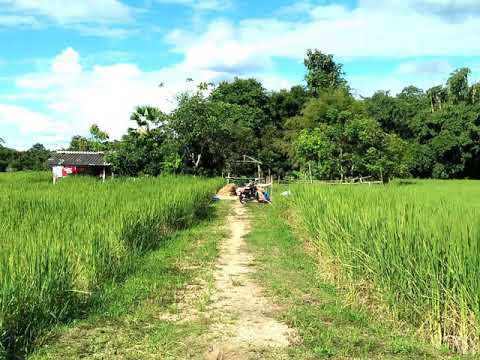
left=102, top=167, right=106, bottom=183
left=309, top=163, right=313, bottom=184
left=271, top=174, right=274, bottom=202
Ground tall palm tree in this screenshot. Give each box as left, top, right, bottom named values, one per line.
left=130, top=106, right=164, bottom=134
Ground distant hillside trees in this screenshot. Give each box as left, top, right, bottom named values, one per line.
left=0, top=143, right=50, bottom=172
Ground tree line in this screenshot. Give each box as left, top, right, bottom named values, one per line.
left=0, top=141, right=50, bottom=172
left=2, top=49, right=480, bottom=181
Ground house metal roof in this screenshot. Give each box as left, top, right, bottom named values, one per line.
left=48, top=151, right=111, bottom=167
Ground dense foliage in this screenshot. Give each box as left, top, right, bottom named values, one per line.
left=103, top=50, right=480, bottom=181
left=0, top=143, right=49, bottom=172
left=2, top=49, right=480, bottom=180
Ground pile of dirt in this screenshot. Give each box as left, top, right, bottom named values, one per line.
left=217, top=183, right=237, bottom=196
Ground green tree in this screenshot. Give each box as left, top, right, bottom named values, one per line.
left=259, top=85, right=309, bottom=175
left=470, top=82, right=480, bottom=104
left=447, top=68, right=471, bottom=104
left=426, top=85, right=448, bottom=112
left=69, top=135, right=90, bottom=151
left=289, top=88, right=360, bottom=179
left=170, top=89, right=256, bottom=175
left=287, top=87, right=359, bottom=131
left=22, top=143, right=50, bottom=170
left=366, top=87, right=426, bottom=139
left=69, top=125, right=110, bottom=151
left=108, top=127, right=180, bottom=177
left=210, top=78, right=268, bottom=112
left=0, top=143, right=16, bottom=172
left=65, top=54, right=480, bottom=181
left=304, top=49, right=347, bottom=96
left=291, top=86, right=410, bottom=181
left=294, top=126, right=337, bottom=179
left=268, top=86, right=309, bottom=127
left=210, top=78, right=269, bottom=132
left=108, top=105, right=180, bottom=176
left=88, top=124, right=110, bottom=151
left=365, top=91, right=402, bottom=134
left=428, top=104, right=480, bottom=178
left=366, top=134, right=410, bottom=182
left=405, top=142, right=435, bottom=178
left=130, top=106, right=166, bottom=132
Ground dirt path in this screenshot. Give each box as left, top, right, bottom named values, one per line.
left=203, top=201, right=295, bottom=359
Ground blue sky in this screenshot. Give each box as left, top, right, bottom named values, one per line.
left=1, top=0, right=480, bottom=149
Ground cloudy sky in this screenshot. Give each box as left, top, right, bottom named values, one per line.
left=1, top=0, right=480, bottom=149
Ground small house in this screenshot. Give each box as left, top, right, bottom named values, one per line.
left=48, top=151, right=112, bottom=183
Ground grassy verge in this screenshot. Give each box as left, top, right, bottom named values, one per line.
left=28, top=201, right=230, bottom=360
left=246, top=202, right=469, bottom=359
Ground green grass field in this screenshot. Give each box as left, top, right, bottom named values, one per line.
left=29, top=202, right=229, bottom=360
left=2, top=173, right=480, bottom=358
left=0, top=172, right=222, bottom=358
left=247, top=203, right=450, bottom=359
left=283, top=180, right=480, bottom=354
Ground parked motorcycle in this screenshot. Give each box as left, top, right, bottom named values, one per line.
left=238, top=182, right=257, bottom=204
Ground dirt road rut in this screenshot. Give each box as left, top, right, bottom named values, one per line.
left=203, top=201, right=295, bottom=359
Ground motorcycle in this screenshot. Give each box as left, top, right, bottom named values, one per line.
left=238, top=183, right=257, bottom=204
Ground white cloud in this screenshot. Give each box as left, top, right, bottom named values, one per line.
left=0, top=0, right=134, bottom=37
left=165, top=1, right=480, bottom=71
left=396, top=60, right=453, bottom=76
left=0, top=48, right=222, bottom=148
left=16, top=65, right=170, bottom=141
left=161, top=1, right=480, bottom=97
left=4, top=45, right=293, bottom=149
left=73, top=25, right=134, bottom=38
left=195, top=0, right=231, bottom=11
left=310, top=4, right=350, bottom=19
left=154, top=0, right=232, bottom=11
left=175, top=20, right=273, bottom=74
left=0, top=14, right=38, bottom=26
left=277, top=1, right=316, bottom=17
left=256, top=74, right=293, bottom=91
left=361, top=0, right=480, bottom=20
left=0, top=104, right=62, bottom=134
left=52, top=47, right=82, bottom=75
left=0, top=0, right=132, bottom=24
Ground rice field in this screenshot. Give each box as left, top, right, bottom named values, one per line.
left=289, top=180, right=480, bottom=354
left=0, top=172, right=222, bottom=356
